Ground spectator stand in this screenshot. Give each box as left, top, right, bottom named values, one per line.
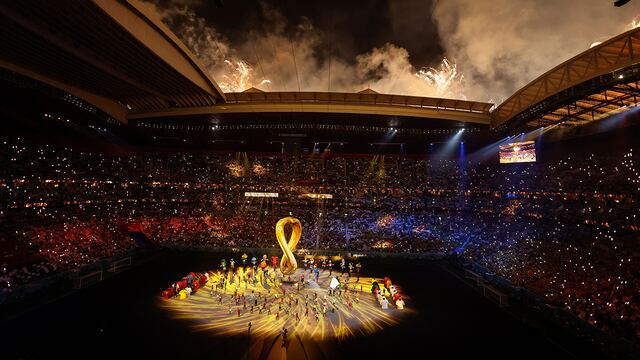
left=2, top=250, right=143, bottom=319
left=449, top=256, right=640, bottom=360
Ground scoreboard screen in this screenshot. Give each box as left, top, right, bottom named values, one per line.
left=499, top=141, right=536, bottom=163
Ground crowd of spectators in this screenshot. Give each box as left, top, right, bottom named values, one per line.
left=0, top=136, right=638, bottom=342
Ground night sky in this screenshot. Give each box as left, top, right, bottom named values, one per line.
left=154, top=0, right=443, bottom=67
left=147, top=0, right=640, bottom=101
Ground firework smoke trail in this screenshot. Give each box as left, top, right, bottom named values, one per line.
left=145, top=0, right=640, bottom=100
left=143, top=0, right=469, bottom=99
left=432, top=0, right=640, bottom=102
left=414, top=58, right=466, bottom=99
left=146, top=3, right=269, bottom=93
left=591, top=17, right=640, bottom=48
left=220, top=60, right=254, bottom=93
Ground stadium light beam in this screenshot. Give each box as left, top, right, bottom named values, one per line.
left=433, top=128, right=464, bottom=158
left=467, top=134, right=517, bottom=163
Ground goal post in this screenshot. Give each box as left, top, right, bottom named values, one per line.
left=76, top=270, right=103, bottom=289
left=109, top=257, right=132, bottom=273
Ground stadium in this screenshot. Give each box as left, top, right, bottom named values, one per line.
left=0, top=1, right=639, bottom=359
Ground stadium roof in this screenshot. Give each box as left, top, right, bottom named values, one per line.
left=5, top=1, right=640, bottom=132
left=0, top=0, right=225, bottom=123
left=491, top=27, right=640, bottom=130
left=0, top=0, right=492, bottom=127
left=128, top=91, right=493, bottom=125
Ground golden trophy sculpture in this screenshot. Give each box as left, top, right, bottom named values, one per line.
left=275, top=217, right=302, bottom=275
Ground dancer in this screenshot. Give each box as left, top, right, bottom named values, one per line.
left=380, top=296, right=389, bottom=309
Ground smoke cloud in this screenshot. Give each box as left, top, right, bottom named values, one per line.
left=432, top=0, right=640, bottom=103
left=142, top=0, right=467, bottom=99
left=144, top=0, right=640, bottom=104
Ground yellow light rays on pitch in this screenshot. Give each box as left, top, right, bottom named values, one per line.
left=159, top=267, right=411, bottom=340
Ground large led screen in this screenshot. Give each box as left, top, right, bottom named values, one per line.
left=499, top=141, right=536, bottom=163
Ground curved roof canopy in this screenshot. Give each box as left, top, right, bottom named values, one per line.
left=0, top=0, right=492, bottom=126
left=492, top=27, right=640, bottom=129
left=0, top=0, right=225, bottom=123
left=129, top=90, right=493, bottom=125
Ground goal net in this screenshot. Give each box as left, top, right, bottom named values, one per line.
left=109, top=257, right=132, bottom=273
left=77, top=270, right=103, bottom=289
